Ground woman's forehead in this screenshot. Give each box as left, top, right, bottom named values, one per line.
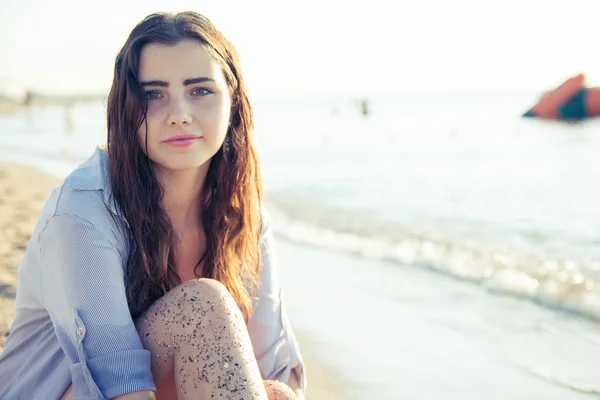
left=138, top=40, right=225, bottom=84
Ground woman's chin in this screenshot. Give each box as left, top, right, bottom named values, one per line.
left=157, top=158, right=212, bottom=173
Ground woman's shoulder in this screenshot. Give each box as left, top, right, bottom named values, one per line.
left=61, top=146, right=110, bottom=195
left=52, top=147, right=124, bottom=236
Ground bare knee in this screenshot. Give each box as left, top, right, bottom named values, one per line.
left=139, top=278, right=237, bottom=319
left=135, top=278, right=242, bottom=347
left=179, top=278, right=231, bottom=302
left=263, top=380, right=298, bottom=400
left=135, top=279, right=260, bottom=398
left=170, top=278, right=240, bottom=318
left=134, top=279, right=245, bottom=389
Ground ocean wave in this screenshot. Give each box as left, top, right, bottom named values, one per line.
left=266, top=202, right=600, bottom=323
left=520, top=364, right=600, bottom=395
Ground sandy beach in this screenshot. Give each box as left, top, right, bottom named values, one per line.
left=0, top=162, right=59, bottom=349
left=0, top=104, right=20, bottom=116
left=0, top=161, right=345, bottom=400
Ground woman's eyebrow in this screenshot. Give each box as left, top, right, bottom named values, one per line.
left=139, top=77, right=216, bottom=87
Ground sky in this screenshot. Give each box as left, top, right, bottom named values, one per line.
left=1, top=0, right=600, bottom=98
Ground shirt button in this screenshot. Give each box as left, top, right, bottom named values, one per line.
left=76, top=327, right=84, bottom=337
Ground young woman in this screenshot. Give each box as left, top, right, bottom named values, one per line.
left=0, top=11, right=305, bottom=400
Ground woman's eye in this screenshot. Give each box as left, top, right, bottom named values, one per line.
left=145, top=91, right=162, bottom=101
left=191, top=87, right=212, bottom=96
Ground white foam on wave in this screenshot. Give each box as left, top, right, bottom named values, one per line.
left=267, top=204, right=600, bottom=322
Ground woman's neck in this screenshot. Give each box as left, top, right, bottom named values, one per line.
left=156, top=163, right=210, bottom=231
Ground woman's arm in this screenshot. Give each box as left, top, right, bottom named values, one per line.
left=41, top=213, right=155, bottom=398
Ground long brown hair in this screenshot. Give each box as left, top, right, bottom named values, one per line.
left=106, top=11, right=263, bottom=321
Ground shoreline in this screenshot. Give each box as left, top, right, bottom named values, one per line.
left=0, top=161, right=345, bottom=399
left=294, top=332, right=349, bottom=400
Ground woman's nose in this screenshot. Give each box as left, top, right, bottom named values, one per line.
left=167, top=97, right=192, bottom=126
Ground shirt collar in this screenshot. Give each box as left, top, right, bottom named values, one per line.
left=67, top=146, right=118, bottom=216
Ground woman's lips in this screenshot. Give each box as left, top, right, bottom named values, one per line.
left=163, top=134, right=201, bottom=147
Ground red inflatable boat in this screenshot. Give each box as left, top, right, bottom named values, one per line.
left=523, top=74, right=600, bottom=120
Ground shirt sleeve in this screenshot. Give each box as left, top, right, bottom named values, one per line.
left=38, top=213, right=156, bottom=399
left=247, top=212, right=307, bottom=393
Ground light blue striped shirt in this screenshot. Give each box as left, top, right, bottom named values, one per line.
left=0, top=147, right=305, bottom=399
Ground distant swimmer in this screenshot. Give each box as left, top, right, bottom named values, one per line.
left=23, top=90, right=32, bottom=107
left=360, top=99, right=370, bottom=117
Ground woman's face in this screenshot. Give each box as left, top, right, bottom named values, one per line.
left=137, top=39, right=232, bottom=173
